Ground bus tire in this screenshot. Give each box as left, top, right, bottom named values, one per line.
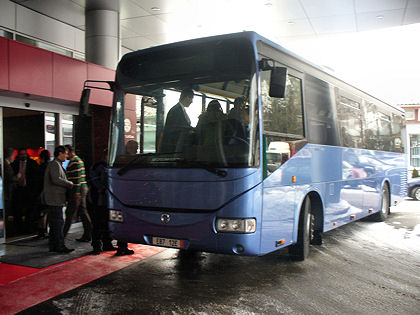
left=311, top=229, right=323, bottom=245
left=412, top=187, right=420, bottom=201
left=289, top=196, right=312, bottom=261
left=371, top=184, right=390, bottom=222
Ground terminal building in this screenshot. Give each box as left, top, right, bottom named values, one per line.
left=400, top=103, right=420, bottom=170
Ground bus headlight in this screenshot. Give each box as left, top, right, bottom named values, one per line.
left=109, top=210, right=123, bottom=222
left=216, top=218, right=256, bottom=233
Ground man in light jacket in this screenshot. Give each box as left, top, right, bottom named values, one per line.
left=42, top=145, right=74, bottom=253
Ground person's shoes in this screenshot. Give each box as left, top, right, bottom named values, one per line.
left=56, top=247, right=74, bottom=253
left=115, top=248, right=134, bottom=256
left=91, top=248, right=102, bottom=255
left=102, top=244, right=117, bottom=251
left=76, top=237, right=91, bottom=242
left=34, top=232, right=46, bottom=240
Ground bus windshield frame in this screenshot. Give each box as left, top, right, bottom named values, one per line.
left=108, top=37, right=259, bottom=171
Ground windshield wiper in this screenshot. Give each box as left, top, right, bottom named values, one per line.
left=117, top=153, right=227, bottom=178
left=203, top=166, right=228, bottom=177
left=117, top=152, right=182, bottom=176
left=178, top=160, right=228, bottom=178
left=117, top=153, right=148, bottom=176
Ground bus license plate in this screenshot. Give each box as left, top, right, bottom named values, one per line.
left=152, top=237, right=183, bottom=249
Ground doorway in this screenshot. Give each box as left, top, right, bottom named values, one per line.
left=2, top=108, right=46, bottom=239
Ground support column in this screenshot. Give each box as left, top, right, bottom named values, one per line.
left=80, top=0, right=120, bottom=168
left=85, top=0, right=120, bottom=69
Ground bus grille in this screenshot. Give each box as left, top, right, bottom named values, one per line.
left=400, top=170, right=408, bottom=197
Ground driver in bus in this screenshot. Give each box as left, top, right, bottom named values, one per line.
left=125, top=140, right=139, bottom=155
left=159, top=89, right=195, bottom=153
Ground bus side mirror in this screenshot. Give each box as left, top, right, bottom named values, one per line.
left=269, top=67, right=287, bottom=98
left=79, top=88, right=91, bottom=116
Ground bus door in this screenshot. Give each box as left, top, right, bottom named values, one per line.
left=258, top=47, right=306, bottom=252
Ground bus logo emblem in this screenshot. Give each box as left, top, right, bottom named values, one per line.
left=161, top=214, right=170, bottom=224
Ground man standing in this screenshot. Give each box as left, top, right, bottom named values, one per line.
left=42, top=146, right=74, bottom=253
left=159, top=89, right=194, bottom=153
left=63, top=145, right=92, bottom=242
left=4, top=148, right=20, bottom=235
left=11, top=148, right=39, bottom=233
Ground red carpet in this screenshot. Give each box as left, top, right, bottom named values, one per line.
left=0, top=263, right=39, bottom=285
left=0, top=244, right=164, bottom=315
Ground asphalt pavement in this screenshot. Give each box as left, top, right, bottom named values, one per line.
left=20, top=199, right=420, bottom=315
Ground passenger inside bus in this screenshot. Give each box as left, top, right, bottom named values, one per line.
left=196, top=100, right=226, bottom=134
left=159, top=89, right=195, bottom=153
left=228, top=96, right=245, bottom=121
left=195, top=100, right=226, bottom=163
left=125, top=140, right=139, bottom=155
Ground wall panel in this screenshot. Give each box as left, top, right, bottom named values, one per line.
left=53, top=54, right=87, bottom=101
left=0, top=37, right=9, bottom=90
left=9, top=41, right=53, bottom=96
left=16, top=5, right=76, bottom=51
left=0, top=0, right=16, bottom=30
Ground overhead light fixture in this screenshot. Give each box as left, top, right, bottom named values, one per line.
left=151, top=7, right=160, bottom=11
left=265, top=2, right=272, bottom=6
left=376, top=15, right=384, bottom=19
left=287, top=21, right=295, bottom=25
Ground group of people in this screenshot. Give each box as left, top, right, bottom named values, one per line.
left=3, top=147, right=48, bottom=237
left=3, top=145, right=133, bottom=256
left=159, top=89, right=250, bottom=153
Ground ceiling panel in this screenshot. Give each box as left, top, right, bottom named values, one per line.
left=408, top=0, right=420, bottom=7
left=356, top=9, right=406, bottom=31
left=130, top=0, right=190, bottom=15
left=121, top=15, right=168, bottom=36
left=13, top=0, right=85, bottom=29
left=270, top=0, right=307, bottom=20
left=8, top=0, right=420, bottom=53
left=270, top=18, right=315, bottom=37
left=404, top=5, right=420, bottom=24
left=121, top=25, right=140, bottom=38
left=301, top=0, right=354, bottom=18
left=120, top=0, right=149, bottom=19
left=311, top=15, right=357, bottom=34
left=355, top=0, right=408, bottom=13
left=122, top=35, right=157, bottom=51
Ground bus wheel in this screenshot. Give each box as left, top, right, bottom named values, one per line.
left=289, top=196, right=311, bottom=261
left=413, top=187, right=420, bottom=201
left=311, top=227, right=323, bottom=245
left=371, top=184, right=390, bottom=222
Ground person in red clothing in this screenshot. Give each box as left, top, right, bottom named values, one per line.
left=63, top=145, right=92, bottom=242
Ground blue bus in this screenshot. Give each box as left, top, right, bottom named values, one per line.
left=84, top=32, right=407, bottom=260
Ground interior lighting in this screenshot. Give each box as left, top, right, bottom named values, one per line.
left=376, top=15, right=384, bottom=19
left=151, top=7, right=160, bottom=11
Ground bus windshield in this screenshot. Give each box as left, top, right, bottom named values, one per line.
left=108, top=37, right=258, bottom=171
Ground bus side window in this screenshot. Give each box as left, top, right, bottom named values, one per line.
left=261, top=67, right=304, bottom=176
left=304, top=74, right=340, bottom=146
left=336, top=93, right=363, bottom=148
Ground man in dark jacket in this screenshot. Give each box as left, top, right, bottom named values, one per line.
left=11, top=148, right=39, bottom=233
left=159, top=89, right=195, bottom=153
left=89, top=149, right=133, bottom=256
left=42, top=146, right=74, bottom=253
left=4, top=148, right=20, bottom=235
